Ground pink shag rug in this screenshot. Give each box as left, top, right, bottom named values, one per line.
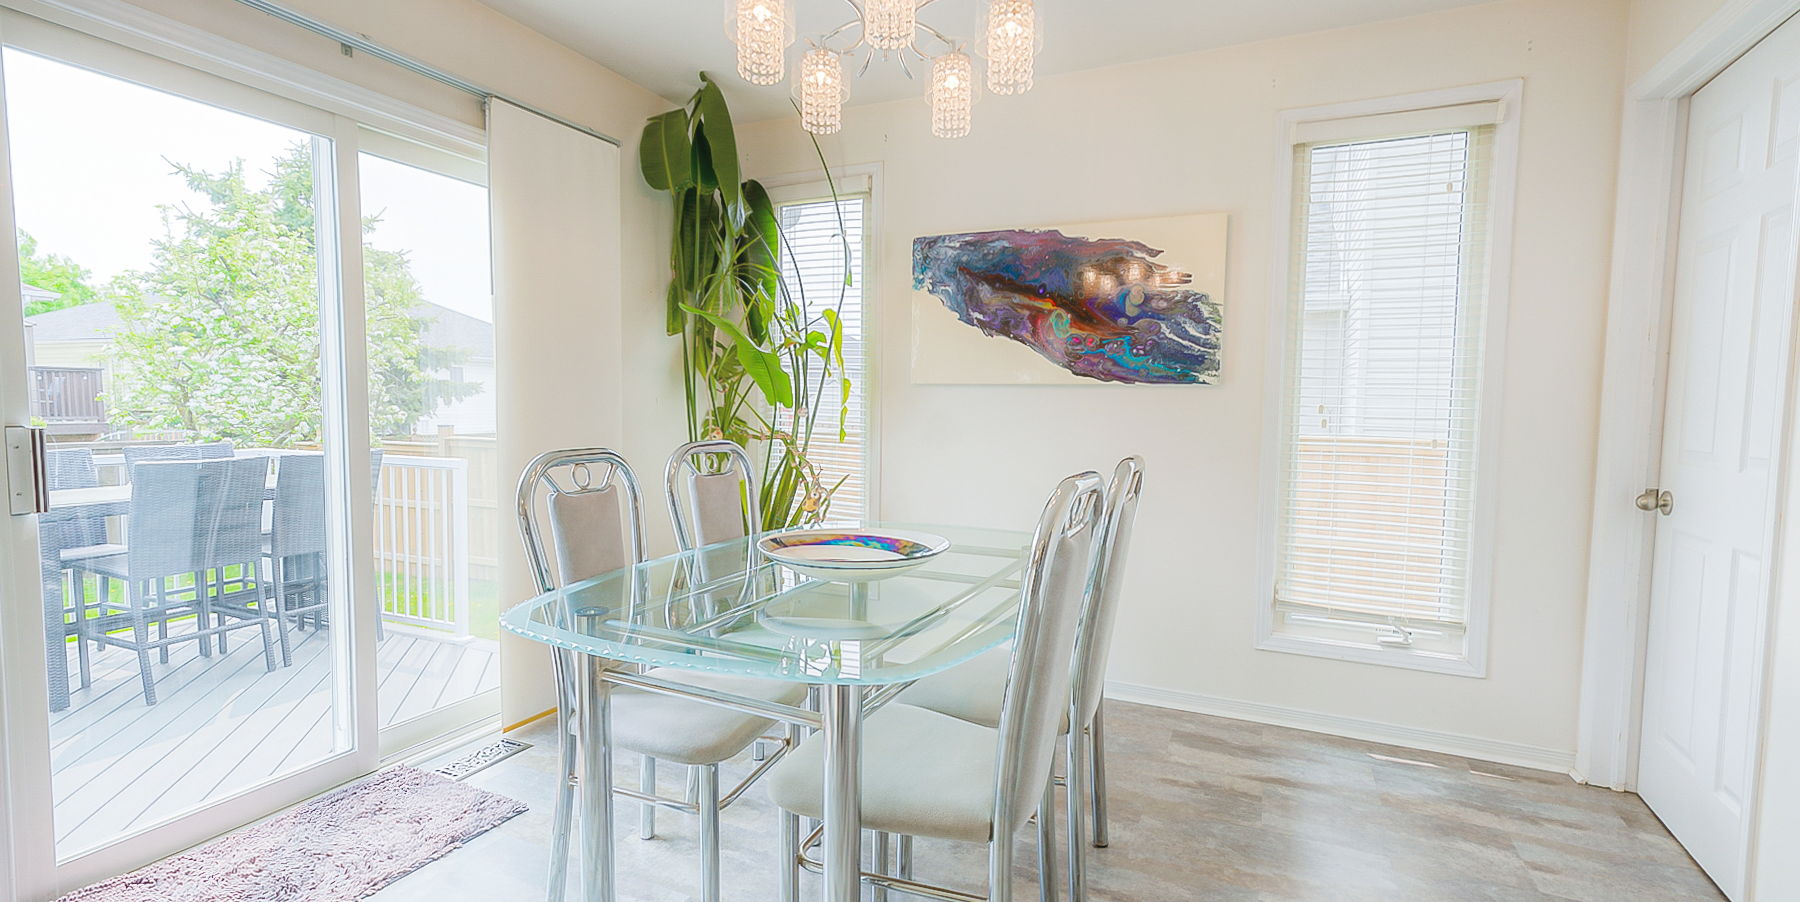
left=58, top=766, right=526, bottom=902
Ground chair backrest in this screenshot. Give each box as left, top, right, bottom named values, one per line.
left=516, top=448, right=647, bottom=593
left=1071, top=456, right=1145, bottom=729
left=198, top=456, right=270, bottom=568
left=370, top=449, right=386, bottom=498
left=45, top=447, right=99, bottom=491
left=990, top=469, right=1107, bottom=840
left=664, top=440, right=761, bottom=552
left=125, top=460, right=211, bottom=576
left=271, top=453, right=327, bottom=559
left=43, top=448, right=107, bottom=550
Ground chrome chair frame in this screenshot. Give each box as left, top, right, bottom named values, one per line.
left=664, top=439, right=762, bottom=552
left=778, top=470, right=1108, bottom=902
left=1061, top=456, right=1143, bottom=900
left=517, top=446, right=794, bottom=902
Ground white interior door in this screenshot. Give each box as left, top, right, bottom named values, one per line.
left=1638, top=13, right=1800, bottom=900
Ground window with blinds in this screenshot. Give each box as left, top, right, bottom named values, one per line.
left=778, top=194, right=869, bottom=523
left=1271, top=122, right=1498, bottom=660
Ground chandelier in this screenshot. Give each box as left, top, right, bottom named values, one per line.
left=726, top=0, right=1042, bottom=138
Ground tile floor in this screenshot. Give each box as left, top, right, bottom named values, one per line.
left=368, top=700, right=1724, bottom=902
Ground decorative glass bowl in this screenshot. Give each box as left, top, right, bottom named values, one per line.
left=757, top=529, right=951, bottom=582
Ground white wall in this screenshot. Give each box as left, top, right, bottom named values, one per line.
left=115, top=0, right=686, bottom=723
left=1626, top=0, right=1735, bottom=82
left=741, top=0, right=1629, bottom=763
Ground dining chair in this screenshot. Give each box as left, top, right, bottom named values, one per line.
left=764, top=469, right=1108, bottom=902
left=250, top=449, right=386, bottom=649
left=517, top=447, right=807, bottom=902
left=70, top=458, right=278, bottom=704
left=664, top=439, right=760, bottom=562
left=45, top=447, right=112, bottom=690
left=896, top=457, right=1143, bottom=899
left=256, top=452, right=328, bottom=665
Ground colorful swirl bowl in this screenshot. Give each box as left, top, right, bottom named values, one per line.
left=757, top=529, right=951, bottom=582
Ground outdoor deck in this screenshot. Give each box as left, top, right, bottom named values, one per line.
left=48, top=622, right=498, bottom=854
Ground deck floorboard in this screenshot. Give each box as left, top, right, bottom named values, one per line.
left=48, top=621, right=498, bottom=855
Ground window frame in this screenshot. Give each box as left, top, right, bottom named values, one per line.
left=763, top=165, right=881, bottom=522
left=1257, top=81, right=1522, bottom=677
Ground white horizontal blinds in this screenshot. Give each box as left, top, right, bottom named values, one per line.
left=1277, top=125, right=1495, bottom=627
left=778, top=195, right=869, bottom=522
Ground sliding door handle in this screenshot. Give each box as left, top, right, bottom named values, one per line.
left=5, top=425, right=49, bottom=515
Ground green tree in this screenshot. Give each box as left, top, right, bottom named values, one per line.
left=106, top=144, right=473, bottom=446
left=17, top=230, right=99, bottom=315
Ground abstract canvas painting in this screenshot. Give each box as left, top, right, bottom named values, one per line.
left=911, top=213, right=1225, bottom=385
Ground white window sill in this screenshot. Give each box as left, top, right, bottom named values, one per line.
left=1256, top=630, right=1487, bottom=678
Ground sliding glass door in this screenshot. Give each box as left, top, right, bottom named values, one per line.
left=0, top=13, right=496, bottom=893
left=357, top=139, right=501, bottom=744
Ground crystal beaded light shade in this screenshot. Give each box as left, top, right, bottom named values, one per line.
left=982, top=0, right=1037, bottom=95
left=727, top=0, right=793, bottom=86
left=799, top=47, right=847, bottom=135
left=863, top=0, right=917, bottom=51
left=929, top=51, right=974, bottom=139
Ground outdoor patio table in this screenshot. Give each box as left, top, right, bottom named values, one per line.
left=40, top=479, right=277, bottom=712
left=500, top=522, right=1033, bottom=902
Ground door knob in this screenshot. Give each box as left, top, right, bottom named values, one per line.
left=1635, top=488, right=1674, bottom=516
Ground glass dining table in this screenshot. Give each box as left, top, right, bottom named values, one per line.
left=500, top=522, right=1034, bottom=902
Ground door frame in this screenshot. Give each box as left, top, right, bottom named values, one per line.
left=0, top=8, right=492, bottom=898
left=1578, top=0, right=1800, bottom=790
left=0, top=17, right=378, bottom=897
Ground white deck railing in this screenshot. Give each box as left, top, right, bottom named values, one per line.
left=374, top=455, right=472, bottom=637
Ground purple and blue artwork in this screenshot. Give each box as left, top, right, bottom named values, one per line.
left=912, top=227, right=1223, bottom=384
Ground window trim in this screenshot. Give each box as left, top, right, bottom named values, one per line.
left=762, top=164, right=882, bottom=521
left=1257, top=80, right=1522, bottom=678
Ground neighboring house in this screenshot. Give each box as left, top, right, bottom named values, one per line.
left=19, top=283, right=61, bottom=368
left=413, top=302, right=496, bottom=436
left=23, top=294, right=119, bottom=370
left=22, top=297, right=494, bottom=437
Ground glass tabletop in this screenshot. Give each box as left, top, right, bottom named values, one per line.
left=500, top=522, right=1033, bottom=685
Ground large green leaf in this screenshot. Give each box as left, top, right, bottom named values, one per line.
left=692, top=128, right=718, bottom=193
left=639, top=110, right=693, bottom=192
left=735, top=180, right=780, bottom=342
left=674, top=188, right=723, bottom=294
left=695, top=74, right=742, bottom=218
left=665, top=280, right=684, bottom=336
left=820, top=307, right=848, bottom=373
left=680, top=303, right=794, bottom=407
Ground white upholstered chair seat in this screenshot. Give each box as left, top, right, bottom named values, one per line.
left=765, top=703, right=1014, bottom=844
left=608, top=669, right=807, bottom=766
left=897, top=647, right=1072, bottom=734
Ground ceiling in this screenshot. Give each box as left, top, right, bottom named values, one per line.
left=475, top=0, right=1494, bottom=121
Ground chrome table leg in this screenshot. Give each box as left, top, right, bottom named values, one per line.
left=822, top=683, right=863, bottom=902
left=577, top=655, right=616, bottom=902
left=639, top=755, right=656, bottom=840
left=548, top=650, right=578, bottom=902
left=780, top=724, right=803, bottom=902
left=698, top=764, right=721, bottom=902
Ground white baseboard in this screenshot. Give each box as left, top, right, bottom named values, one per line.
left=1105, top=681, right=1578, bottom=776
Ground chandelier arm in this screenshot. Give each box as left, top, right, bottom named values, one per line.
left=816, top=18, right=868, bottom=54
left=914, top=21, right=960, bottom=55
